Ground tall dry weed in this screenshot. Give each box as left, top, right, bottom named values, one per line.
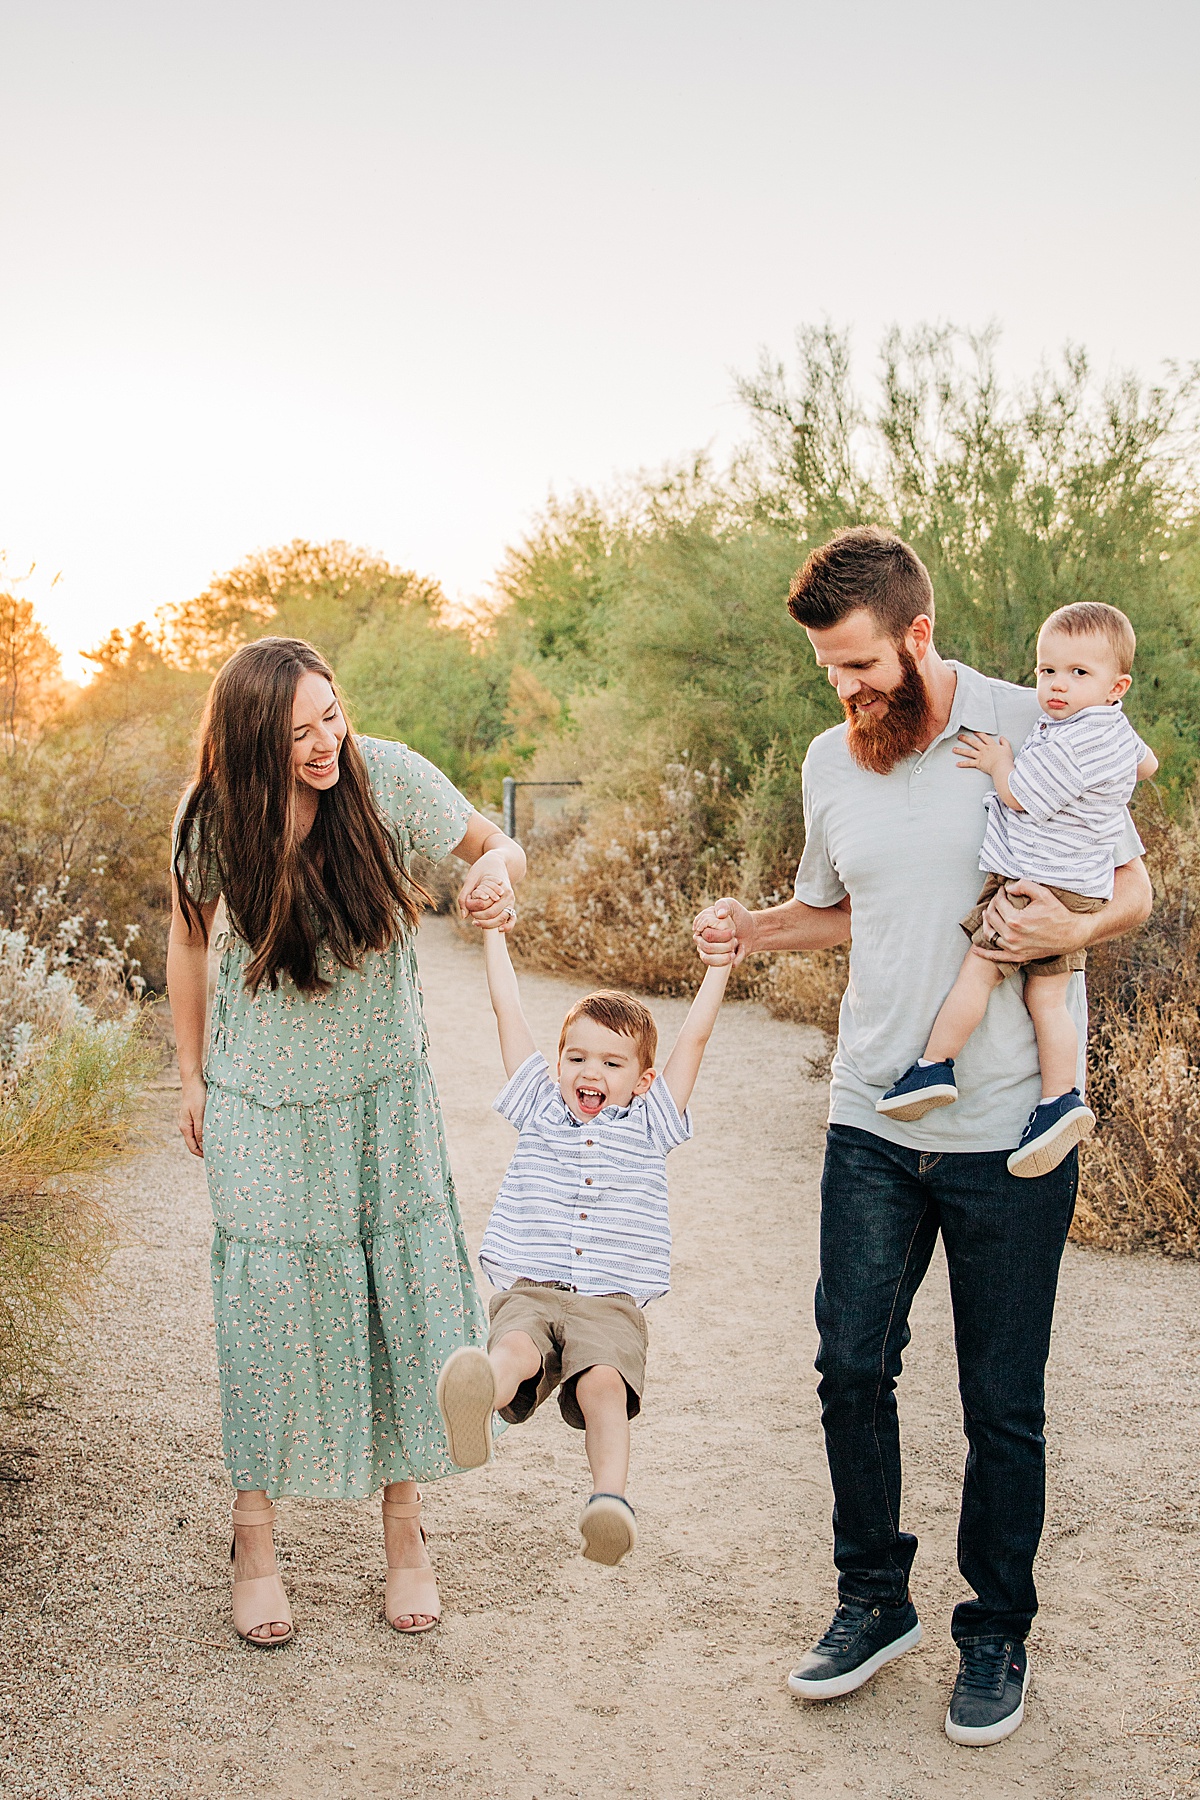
left=0, top=949, right=153, bottom=1413
left=1074, top=799, right=1200, bottom=1255
left=1075, top=999, right=1200, bottom=1255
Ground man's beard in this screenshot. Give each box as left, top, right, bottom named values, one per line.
left=843, top=647, right=933, bottom=774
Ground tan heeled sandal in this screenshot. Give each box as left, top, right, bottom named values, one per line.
left=230, top=1499, right=294, bottom=1648
left=382, top=1492, right=441, bottom=1634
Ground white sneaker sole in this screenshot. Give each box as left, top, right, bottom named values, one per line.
left=788, top=1620, right=923, bottom=1699
left=875, top=1087, right=957, bottom=1122
left=944, top=1651, right=1031, bottom=1745
left=436, top=1347, right=495, bottom=1469
left=1008, top=1109, right=1095, bottom=1179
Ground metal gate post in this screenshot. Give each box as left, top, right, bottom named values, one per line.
left=502, top=776, right=516, bottom=842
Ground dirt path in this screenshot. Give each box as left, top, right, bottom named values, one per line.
left=3, top=917, right=1200, bottom=1800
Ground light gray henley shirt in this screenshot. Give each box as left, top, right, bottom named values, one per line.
left=793, top=661, right=1143, bottom=1153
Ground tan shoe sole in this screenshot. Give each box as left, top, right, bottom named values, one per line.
left=1008, top=1107, right=1095, bottom=1179
left=436, top=1346, right=495, bottom=1469
left=579, top=1494, right=636, bottom=1566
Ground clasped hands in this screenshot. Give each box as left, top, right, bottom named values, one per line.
left=458, top=851, right=518, bottom=932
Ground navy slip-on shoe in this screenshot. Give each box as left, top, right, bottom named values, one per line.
left=1007, top=1090, right=1095, bottom=1179
left=876, top=1059, right=958, bottom=1122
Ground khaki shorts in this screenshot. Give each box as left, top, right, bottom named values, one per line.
left=960, top=871, right=1108, bottom=980
left=487, top=1282, right=649, bottom=1431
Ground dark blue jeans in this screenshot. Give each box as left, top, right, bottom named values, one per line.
left=816, top=1123, right=1078, bottom=1644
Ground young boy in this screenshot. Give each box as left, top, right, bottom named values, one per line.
left=436, top=925, right=731, bottom=1566
left=876, top=601, right=1157, bottom=1177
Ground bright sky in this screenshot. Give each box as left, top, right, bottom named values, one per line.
left=2, top=0, right=1197, bottom=675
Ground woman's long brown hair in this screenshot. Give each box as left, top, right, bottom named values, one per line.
left=173, top=637, right=427, bottom=994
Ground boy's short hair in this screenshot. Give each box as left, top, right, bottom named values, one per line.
left=1039, top=602, right=1136, bottom=674
left=787, top=526, right=935, bottom=641
left=559, top=991, right=658, bottom=1070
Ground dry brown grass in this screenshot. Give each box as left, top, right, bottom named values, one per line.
left=1073, top=799, right=1200, bottom=1256
left=0, top=1010, right=155, bottom=1414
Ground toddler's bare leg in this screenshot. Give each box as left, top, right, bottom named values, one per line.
left=574, top=1364, right=631, bottom=1496
left=1022, top=972, right=1078, bottom=1099
left=489, top=1330, right=543, bottom=1409
left=924, top=950, right=1006, bottom=1064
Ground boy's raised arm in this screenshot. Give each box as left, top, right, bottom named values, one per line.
left=660, top=961, right=731, bottom=1114
left=483, top=927, right=539, bottom=1078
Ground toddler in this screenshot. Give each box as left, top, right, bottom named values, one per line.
left=436, top=925, right=730, bottom=1566
left=877, top=601, right=1157, bottom=1177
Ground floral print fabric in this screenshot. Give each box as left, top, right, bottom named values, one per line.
left=185, top=738, right=486, bottom=1497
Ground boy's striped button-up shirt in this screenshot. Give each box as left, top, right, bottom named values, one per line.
left=980, top=702, right=1147, bottom=899
left=478, top=1051, right=691, bottom=1304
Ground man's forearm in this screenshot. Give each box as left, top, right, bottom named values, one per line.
left=746, top=896, right=851, bottom=955
left=1085, top=858, right=1153, bottom=947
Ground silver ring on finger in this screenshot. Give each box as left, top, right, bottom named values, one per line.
left=504, top=906, right=516, bottom=923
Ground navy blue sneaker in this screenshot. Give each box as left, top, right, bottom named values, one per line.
left=1007, top=1089, right=1095, bottom=1178
left=788, top=1600, right=922, bottom=1699
left=876, top=1059, right=957, bottom=1122
left=945, top=1637, right=1030, bottom=1745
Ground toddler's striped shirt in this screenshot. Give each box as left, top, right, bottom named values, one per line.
left=479, top=1052, right=690, bottom=1304
left=979, top=702, right=1147, bottom=899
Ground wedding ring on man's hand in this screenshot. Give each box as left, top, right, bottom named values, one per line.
left=990, top=929, right=1002, bottom=948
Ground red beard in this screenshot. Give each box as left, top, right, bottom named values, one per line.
left=843, top=648, right=933, bottom=774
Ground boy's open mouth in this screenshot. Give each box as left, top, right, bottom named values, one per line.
left=575, top=1084, right=606, bottom=1118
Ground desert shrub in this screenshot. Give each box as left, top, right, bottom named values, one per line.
left=1073, top=799, right=1200, bottom=1254
left=512, top=761, right=747, bottom=996
left=511, top=754, right=852, bottom=1037
left=0, top=625, right=207, bottom=995
left=0, top=926, right=153, bottom=1413
left=758, top=950, right=849, bottom=1039
left=738, top=324, right=1200, bottom=797
left=1074, top=998, right=1200, bottom=1256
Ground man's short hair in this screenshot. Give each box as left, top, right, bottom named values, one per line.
left=559, top=990, right=658, bottom=1070
left=1039, top=602, right=1136, bottom=675
left=787, top=526, right=935, bottom=641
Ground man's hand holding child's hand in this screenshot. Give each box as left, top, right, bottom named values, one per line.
left=692, top=898, right=746, bottom=967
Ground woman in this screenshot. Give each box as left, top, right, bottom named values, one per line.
left=167, top=636, right=524, bottom=1646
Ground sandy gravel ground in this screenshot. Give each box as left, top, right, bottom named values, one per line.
left=3, top=917, right=1200, bottom=1800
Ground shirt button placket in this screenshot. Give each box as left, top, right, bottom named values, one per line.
left=575, top=1134, right=597, bottom=1279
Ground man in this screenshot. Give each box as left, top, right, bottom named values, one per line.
left=694, top=526, right=1151, bottom=1747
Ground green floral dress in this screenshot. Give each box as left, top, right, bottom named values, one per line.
left=180, top=738, right=487, bottom=1499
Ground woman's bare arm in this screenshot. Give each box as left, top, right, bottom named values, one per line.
left=166, top=881, right=219, bottom=1157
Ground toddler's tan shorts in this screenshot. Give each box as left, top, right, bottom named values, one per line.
left=487, top=1281, right=648, bottom=1431
left=960, top=870, right=1108, bottom=980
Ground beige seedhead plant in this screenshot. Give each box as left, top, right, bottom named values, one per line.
left=1074, top=800, right=1200, bottom=1256
left=0, top=922, right=154, bottom=1414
